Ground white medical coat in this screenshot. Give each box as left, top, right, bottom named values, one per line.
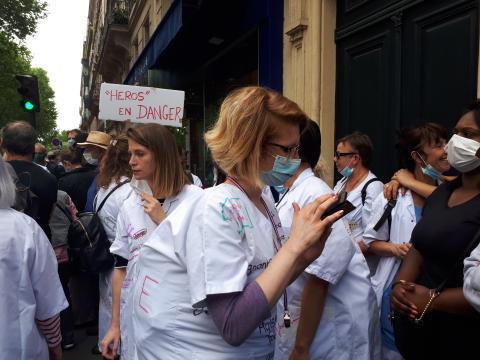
left=274, top=168, right=380, bottom=360
left=334, top=172, right=383, bottom=273
left=133, top=183, right=278, bottom=359
left=109, top=180, right=160, bottom=360
left=464, top=242, right=480, bottom=312
left=0, top=209, right=68, bottom=359
left=95, top=178, right=133, bottom=350
left=333, top=171, right=383, bottom=242
left=363, top=191, right=416, bottom=305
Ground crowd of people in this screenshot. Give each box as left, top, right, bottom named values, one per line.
left=1, top=86, right=479, bottom=360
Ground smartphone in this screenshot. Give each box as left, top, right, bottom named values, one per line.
left=321, top=198, right=355, bottom=220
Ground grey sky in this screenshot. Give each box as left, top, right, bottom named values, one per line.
left=26, top=0, right=90, bottom=131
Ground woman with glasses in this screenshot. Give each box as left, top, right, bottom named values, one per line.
left=391, top=101, right=480, bottom=359
left=131, top=86, right=343, bottom=359
left=333, top=132, right=384, bottom=273
left=276, top=120, right=379, bottom=360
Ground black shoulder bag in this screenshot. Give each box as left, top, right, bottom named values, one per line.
left=68, top=180, right=130, bottom=274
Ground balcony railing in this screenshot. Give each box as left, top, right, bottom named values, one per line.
left=107, top=0, right=134, bottom=25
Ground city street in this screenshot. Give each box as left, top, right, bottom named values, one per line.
left=2, top=0, right=480, bottom=358
left=64, top=329, right=99, bottom=360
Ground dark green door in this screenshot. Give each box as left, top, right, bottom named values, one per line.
left=335, top=0, right=479, bottom=181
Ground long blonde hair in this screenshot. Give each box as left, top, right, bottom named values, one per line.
left=205, top=86, right=308, bottom=187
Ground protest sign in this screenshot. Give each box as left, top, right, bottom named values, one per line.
left=99, top=83, right=184, bottom=127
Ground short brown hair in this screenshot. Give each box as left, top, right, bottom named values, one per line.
left=97, top=134, right=132, bottom=189
left=396, top=122, right=447, bottom=172
left=205, top=86, right=308, bottom=187
left=127, top=124, right=187, bottom=197
left=60, top=148, right=83, bottom=165
left=336, top=132, right=374, bottom=168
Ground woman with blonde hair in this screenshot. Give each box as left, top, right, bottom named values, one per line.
left=132, top=86, right=343, bottom=359
left=101, top=124, right=200, bottom=359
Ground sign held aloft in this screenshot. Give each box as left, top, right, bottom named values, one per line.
left=99, top=83, right=184, bottom=127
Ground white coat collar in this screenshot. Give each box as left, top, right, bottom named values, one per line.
left=129, top=178, right=182, bottom=214
left=289, top=167, right=315, bottom=192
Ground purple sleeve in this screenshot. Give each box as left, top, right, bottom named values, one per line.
left=206, top=280, right=271, bottom=347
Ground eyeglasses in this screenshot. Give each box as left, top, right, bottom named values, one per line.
left=268, top=143, right=300, bottom=159
left=334, top=151, right=358, bottom=159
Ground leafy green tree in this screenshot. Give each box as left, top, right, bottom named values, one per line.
left=0, top=1, right=58, bottom=144
left=32, top=67, right=58, bottom=143
left=0, top=0, right=47, bottom=40
left=0, top=35, right=58, bottom=141
left=0, top=32, right=31, bottom=124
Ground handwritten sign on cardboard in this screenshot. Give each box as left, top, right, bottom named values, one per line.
left=99, top=83, right=184, bottom=127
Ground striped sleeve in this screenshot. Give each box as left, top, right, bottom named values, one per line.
left=36, top=314, right=62, bottom=348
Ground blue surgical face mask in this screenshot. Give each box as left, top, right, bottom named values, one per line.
left=273, top=185, right=287, bottom=194
left=421, top=164, right=442, bottom=182
left=341, top=166, right=354, bottom=178
left=261, top=155, right=301, bottom=186
left=340, top=157, right=355, bottom=178
left=416, top=152, right=442, bottom=182
left=67, top=138, right=76, bottom=148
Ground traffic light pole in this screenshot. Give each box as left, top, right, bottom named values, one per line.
left=30, top=109, right=36, bottom=129
left=15, top=74, right=40, bottom=129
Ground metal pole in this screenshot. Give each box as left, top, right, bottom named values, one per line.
left=31, top=110, right=37, bottom=129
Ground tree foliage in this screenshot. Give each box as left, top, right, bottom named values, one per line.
left=32, top=67, right=58, bottom=144
left=0, top=33, right=58, bottom=141
left=0, top=1, right=58, bottom=144
left=0, top=0, right=47, bottom=41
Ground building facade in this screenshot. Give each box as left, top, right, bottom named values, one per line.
left=81, top=0, right=479, bottom=185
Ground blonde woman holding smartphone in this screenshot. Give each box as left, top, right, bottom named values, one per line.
left=132, top=87, right=343, bottom=359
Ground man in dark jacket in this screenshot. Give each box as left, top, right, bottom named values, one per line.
left=1, top=121, right=57, bottom=239
left=58, top=148, right=97, bottom=213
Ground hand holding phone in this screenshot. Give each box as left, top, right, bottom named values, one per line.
left=321, top=196, right=355, bottom=220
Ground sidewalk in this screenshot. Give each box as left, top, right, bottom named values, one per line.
left=63, top=329, right=100, bottom=360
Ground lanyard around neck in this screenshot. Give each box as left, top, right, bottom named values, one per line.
left=226, top=177, right=283, bottom=249
left=226, top=177, right=291, bottom=327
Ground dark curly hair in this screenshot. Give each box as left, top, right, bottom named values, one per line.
left=464, top=100, right=480, bottom=127
left=97, top=133, right=132, bottom=189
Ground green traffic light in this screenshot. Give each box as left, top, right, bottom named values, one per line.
left=24, top=101, right=34, bottom=111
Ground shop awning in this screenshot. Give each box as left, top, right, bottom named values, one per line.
left=124, top=0, right=194, bottom=85
left=124, top=0, right=283, bottom=91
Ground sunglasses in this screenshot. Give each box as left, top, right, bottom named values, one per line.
left=334, top=151, right=358, bottom=159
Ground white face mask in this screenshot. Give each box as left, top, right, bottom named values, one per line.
left=446, top=134, right=480, bottom=173
left=83, top=151, right=99, bottom=166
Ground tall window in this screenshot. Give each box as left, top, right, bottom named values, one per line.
left=143, top=17, right=150, bottom=44
left=131, top=37, right=138, bottom=63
